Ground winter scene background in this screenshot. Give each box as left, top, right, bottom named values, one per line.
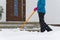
left=0, top=0, right=60, bottom=40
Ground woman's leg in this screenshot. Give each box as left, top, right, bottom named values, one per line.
left=38, top=12, right=52, bottom=32
left=38, top=12, right=45, bottom=32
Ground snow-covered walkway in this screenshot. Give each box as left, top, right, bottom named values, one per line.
left=0, top=25, right=60, bottom=40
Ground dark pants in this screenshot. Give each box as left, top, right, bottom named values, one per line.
left=38, top=12, right=52, bottom=32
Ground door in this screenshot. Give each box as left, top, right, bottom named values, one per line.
left=6, top=0, right=26, bottom=21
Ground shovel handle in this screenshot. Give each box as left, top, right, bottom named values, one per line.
left=20, top=11, right=36, bottom=29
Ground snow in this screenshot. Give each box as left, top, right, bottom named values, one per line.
left=0, top=25, right=60, bottom=40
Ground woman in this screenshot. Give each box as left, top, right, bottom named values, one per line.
left=34, top=0, right=52, bottom=32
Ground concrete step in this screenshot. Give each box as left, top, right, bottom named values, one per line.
left=0, top=21, right=40, bottom=28
left=0, top=21, right=40, bottom=31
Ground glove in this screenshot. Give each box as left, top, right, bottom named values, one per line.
left=34, top=7, right=38, bottom=11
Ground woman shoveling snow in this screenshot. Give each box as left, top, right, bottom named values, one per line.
left=34, top=0, right=52, bottom=32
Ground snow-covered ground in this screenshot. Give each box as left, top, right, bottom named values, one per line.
left=0, top=25, right=60, bottom=40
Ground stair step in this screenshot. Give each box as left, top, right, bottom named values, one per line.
left=0, top=21, right=40, bottom=31
left=0, top=21, right=39, bottom=24
left=0, top=21, right=40, bottom=28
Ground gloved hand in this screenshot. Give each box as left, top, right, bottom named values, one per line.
left=34, top=7, right=38, bottom=11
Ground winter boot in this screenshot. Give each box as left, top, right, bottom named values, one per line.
left=40, top=25, right=45, bottom=32
left=44, top=24, right=52, bottom=32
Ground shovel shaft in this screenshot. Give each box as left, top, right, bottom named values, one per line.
left=20, top=11, right=36, bottom=29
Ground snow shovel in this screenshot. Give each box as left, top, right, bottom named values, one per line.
left=19, top=7, right=37, bottom=30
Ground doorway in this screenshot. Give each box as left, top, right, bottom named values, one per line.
left=6, top=0, right=26, bottom=21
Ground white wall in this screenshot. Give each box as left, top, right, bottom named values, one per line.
left=0, top=0, right=6, bottom=22
left=26, top=0, right=39, bottom=22
left=0, top=0, right=60, bottom=24
left=26, top=0, right=60, bottom=24
left=45, top=0, right=60, bottom=24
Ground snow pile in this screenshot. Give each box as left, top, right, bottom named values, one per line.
left=0, top=25, right=60, bottom=40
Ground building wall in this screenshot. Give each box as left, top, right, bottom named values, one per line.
left=0, top=0, right=6, bottom=22
left=0, top=0, right=60, bottom=24
left=26, top=0, right=60, bottom=24
left=26, top=0, right=38, bottom=22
